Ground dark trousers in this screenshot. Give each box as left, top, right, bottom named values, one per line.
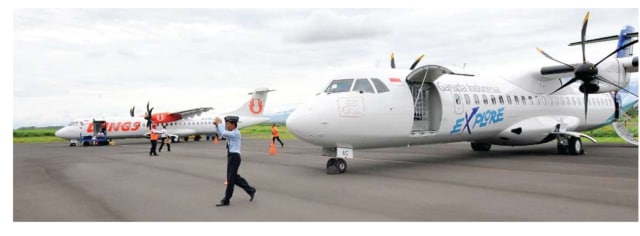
left=159, top=138, right=170, bottom=151
left=223, top=153, right=255, bottom=202
left=150, top=140, right=158, bottom=155
left=272, top=136, right=284, bottom=147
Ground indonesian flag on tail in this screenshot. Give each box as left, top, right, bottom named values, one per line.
left=389, top=77, right=402, bottom=83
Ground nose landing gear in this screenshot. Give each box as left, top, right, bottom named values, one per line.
left=326, top=158, right=347, bottom=174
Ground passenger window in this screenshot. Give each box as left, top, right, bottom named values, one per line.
left=528, top=96, right=533, bottom=105
left=482, top=94, right=488, bottom=105
left=371, top=78, right=390, bottom=93
left=455, top=94, right=461, bottom=105
left=506, top=95, right=511, bottom=105
left=514, top=95, right=519, bottom=105
left=464, top=94, right=471, bottom=105
left=352, top=78, right=375, bottom=93
left=498, top=95, right=504, bottom=105
left=473, top=94, right=480, bottom=105
left=490, top=95, right=496, bottom=105
left=325, top=79, right=354, bottom=93
left=521, top=96, right=526, bottom=105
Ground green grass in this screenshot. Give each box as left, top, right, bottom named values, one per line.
left=13, top=121, right=637, bottom=144
left=240, top=124, right=296, bottom=140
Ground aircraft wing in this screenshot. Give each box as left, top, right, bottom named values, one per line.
left=170, top=107, right=214, bottom=119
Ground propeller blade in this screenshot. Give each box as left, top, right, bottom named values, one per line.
left=390, top=53, right=396, bottom=69
left=549, top=77, right=580, bottom=95
left=410, top=54, right=425, bottom=70
left=580, top=11, right=590, bottom=64
left=593, top=39, right=638, bottom=67
left=536, top=48, right=575, bottom=69
left=583, top=90, right=589, bottom=123
left=129, top=106, right=135, bottom=117
left=594, top=75, right=638, bottom=97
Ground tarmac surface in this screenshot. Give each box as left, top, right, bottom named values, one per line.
left=13, top=139, right=638, bottom=221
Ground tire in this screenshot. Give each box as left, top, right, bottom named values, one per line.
left=557, top=143, right=568, bottom=155
left=70, top=143, right=76, bottom=147
left=470, top=141, right=491, bottom=152
left=568, top=137, right=584, bottom=155
left=194, top=135, right=201, bottom=141
left=183, top=136, right=189, bottom=142
left=326, top=158, right=338, bottom=174
left=336, top=158, right=347, bottom=173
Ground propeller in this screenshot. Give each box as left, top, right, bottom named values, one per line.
left=536, top=11, right=638, bottom=122
left=129, top=106, right=135, bottom=117
left=390, top=53, right=425, bottom=70
left=145, top=102, right=154, bottom=129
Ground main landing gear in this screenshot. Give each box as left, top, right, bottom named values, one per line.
left=556, top=135, right=584, bottom=155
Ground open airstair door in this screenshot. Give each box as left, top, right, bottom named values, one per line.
left=406, top=65, right=452, bottom=134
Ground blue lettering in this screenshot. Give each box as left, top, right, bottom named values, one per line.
left=450, top=118, right=464, bottom=134
left=451, top=107, right=506, bottom=135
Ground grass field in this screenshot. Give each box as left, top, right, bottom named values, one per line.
left=13, top=122, right=637, bottom=144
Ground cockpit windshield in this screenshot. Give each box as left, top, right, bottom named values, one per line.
left=324, top=79, right=354, bottom=93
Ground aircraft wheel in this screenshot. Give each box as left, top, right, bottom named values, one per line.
left=336, top=158, right=347, bottom=173
left=470, top=141, right=491, bottom=152
left=568, top=137, right=584, bottom=155
left=326, top=158, right=339, bottom=175
left=557, top=143, right=568, bottom=155
left=183, top=136, right=189, bottom=142
left=194, top=135, right=201, bottom=141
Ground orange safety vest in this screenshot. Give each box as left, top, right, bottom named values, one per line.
left=272, top=126, right=279, bottom=137
left=150, top=132, right=159, bottom=141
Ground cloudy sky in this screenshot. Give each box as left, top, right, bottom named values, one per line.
left=12, top=8, right=638, bottom=128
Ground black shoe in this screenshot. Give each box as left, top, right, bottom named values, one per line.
left=216, top=200, right=230, bottom=207
left=249, top=190, right=256, bottom=202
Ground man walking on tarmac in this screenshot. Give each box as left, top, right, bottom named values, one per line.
left=149, top=126, right=160, bottom=156
left=214, top=116, right=256, bottom=207
left=271, top=123, right=284, bottom=148
left=158, top=125, right=170, bottom=152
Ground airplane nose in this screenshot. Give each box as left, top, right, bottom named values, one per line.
left=55, top=127, right=74, bottom=139
left=286, top=108, right=307, bottom=139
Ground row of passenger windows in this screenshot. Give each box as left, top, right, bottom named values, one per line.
left=453, top=93, right=613, bottom=107
left=324, top=78, right=390, bottom=94
left=160, top=121, right=213, bottom=126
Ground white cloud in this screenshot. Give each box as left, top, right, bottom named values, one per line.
left=12, top=8, right=639, bottom=128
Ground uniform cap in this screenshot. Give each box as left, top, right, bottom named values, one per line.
left=224, top=116, right=239, bottom=123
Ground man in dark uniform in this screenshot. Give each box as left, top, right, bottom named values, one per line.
left=214, top=116, right=256, bottom=207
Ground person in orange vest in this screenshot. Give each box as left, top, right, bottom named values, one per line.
left=271, top=123, right=284, bottom=148
left=149, top=126, right=160, bottom=156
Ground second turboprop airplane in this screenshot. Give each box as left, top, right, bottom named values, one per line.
left=55, top=88, right=273, bottom=146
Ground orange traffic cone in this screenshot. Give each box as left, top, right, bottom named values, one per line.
left=269, top=141, right=276, bottom=156
left=214, top=136, right=219, bottom=144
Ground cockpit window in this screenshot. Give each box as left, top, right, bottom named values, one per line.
left=324, top=79, right=354, bottom=93
left=371, top=78, right=389, bottom=93
left=352, top=78, right=375, bottom=93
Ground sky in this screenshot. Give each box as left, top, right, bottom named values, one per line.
left=11, top=7, right=639, bottom=129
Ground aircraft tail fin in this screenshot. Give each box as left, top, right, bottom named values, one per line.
left=227, top=88, right=275, bottom=117
left=616, top=26, right=636, bottom=58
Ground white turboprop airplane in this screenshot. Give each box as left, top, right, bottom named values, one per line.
left=55, top=88, right=273, bottom=146
left=286, top=13, right=639, bottom=174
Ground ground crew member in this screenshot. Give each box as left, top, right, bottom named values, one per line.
left=214, top=116, right=256, bottom=207
left=149, top=126, right=159, bottom=156
left=271, top=123, right=284, bottom=148
left=158, top=125, right=170, bottom=152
